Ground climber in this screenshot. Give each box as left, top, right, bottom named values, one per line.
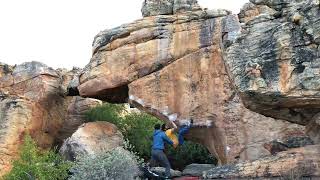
left=150, top=123, right=174, bottom=179
left=162, top=118, right=193, bottom=147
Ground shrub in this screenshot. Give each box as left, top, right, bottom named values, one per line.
left=4, top=135, right=72, bottom=180
left=69, top=147, right=140, bottom=180
left=166, top=141, right=217, bottom=170
left=85, top=103, right=126, bottom=126
left=121, top=113, right=161, bottom=160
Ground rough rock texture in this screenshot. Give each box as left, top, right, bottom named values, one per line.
left=263, top=136, right=314, bottom=155
left=129, top=57, right=306, bottom=165
left=56, top=96, right=102, bottom=144
left=80, top=10, right=233, bottom=101
left=238, top=2, right=277, bottom=24
left=225, top=0, right=320, bottom=124
left=59, top=122, right=124, bottom=161
left=141, top=0, right=202, bottom=17
left=306, top=113, right=320, bottom=144
left=0, top=62, right=73, bottom=176
left=182, top=164, right=215, bottom=176
left=150, top=167, right=182, bottom=177
left=77, top=2, right=312, bottom=166
left=203, top=145, right=320, bottom=179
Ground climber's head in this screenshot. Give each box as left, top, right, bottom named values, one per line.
left=154, top=123, right=161, bottom=130
left=161, top=124, right=167, bottom=131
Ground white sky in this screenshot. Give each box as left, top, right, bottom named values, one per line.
left=0, top=0, right=248, bottom=69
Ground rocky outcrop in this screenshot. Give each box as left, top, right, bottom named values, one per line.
left=225, top=0, right=320, bottom=124
left=203, top=145, right=320, bottom=179
left=0, top=62, right=101, bottom=176
left=80, top=8, right=233, bottom=102
left=77, top=0, right=312, bottom=166
left=0, top=62, right=72, bottom=176
left=59, top=122, right=124, bottom=161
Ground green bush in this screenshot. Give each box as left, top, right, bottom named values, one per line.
left=85, top=103, right=126, bottom=126
left=121, top=113, right=161, bottom=160
left=85, top=103, right=217, bottom=169
left=4, top=135, right=72, bottom=180
left=166, top=141, right=217, bottom=170
left=69, top=147, right=140, bottom=180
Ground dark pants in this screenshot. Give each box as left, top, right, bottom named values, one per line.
left=151, top=149, right=171, bottom=177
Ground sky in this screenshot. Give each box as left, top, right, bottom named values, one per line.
left=0, top=0, right=248, bottom=69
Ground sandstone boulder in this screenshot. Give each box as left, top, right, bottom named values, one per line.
left=59, top=122, right=124, bottom=161
left=204, top=145, right=320, bottom=179
left=0, top=61, right=74, bottom=176
left=80, top=11, right=236, bottom=102
left=78, top=2, right=312, bottom=166
left=182, top=164, right=215, bottom=176
left=225, top=0, right=320, bottom=124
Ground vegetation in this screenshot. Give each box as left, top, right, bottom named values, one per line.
left=85, top=103, right=217, bottom=169
left=4, top=135, right=72, bottom=180
left=69, top=147, right=141, bottom=180
left=167, top=141, right=217, bottom=170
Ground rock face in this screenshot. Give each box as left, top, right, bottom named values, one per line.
left=141, top=0, right=202, bottom=17
left=225, top=0, right=320, bottom=124
left=59, top=122, right=124, bottom=161
left=306, top=113, right=320, bottom=144
left=0, top=62, right=72, bottom=176
left=204, top=145, right=320, bottom=179
left=56, top=96, right=102, bottom=144
left=80, top=8, right=233, bottom=102
left=0, top=62, right=99, bottom=176
left=77, top=0, right=310, bottom=166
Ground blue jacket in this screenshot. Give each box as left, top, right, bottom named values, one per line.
left=152, top=130, right=173, bottom=150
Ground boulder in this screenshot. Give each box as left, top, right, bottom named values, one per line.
left=80, top=11, right=239, bottom=102
left=78, top=2, right=310, bottom=166
left=203, top=145, right=320, bottom=179
left=225, top=0, right=320, bottom=124
left=0, top=61, right=74, bottom=176
left=150, top=167, right=182, bottom=177
left=182, top=164, right=215, bottom=176
left=59, top=122, right=124, bottom=161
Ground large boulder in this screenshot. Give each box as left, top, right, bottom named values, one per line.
left=59, top=122, right=124, bottom=161
left=77, top=2, right=310, bottom=166
left=225, top=0, right=320, bottom=124
left=0, top=61, right=99, bottom=176
left=0, top=62, right=73, bottom=176
left=80, top=10, right=234, bottom=101
left=203, top=145, right=320, bottom=179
